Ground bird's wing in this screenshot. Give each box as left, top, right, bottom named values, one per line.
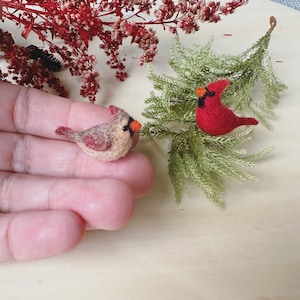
left=82, top=131, right=112, bottom=151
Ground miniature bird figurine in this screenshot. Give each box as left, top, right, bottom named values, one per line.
left=195, top=79, right=258, bottom=135
left=55, top=105, right=142, bottom=161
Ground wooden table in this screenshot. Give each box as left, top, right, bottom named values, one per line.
left=1, top=1, right=300, bottom=299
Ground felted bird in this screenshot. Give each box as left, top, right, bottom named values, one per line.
left=55, top=105, right=142, bottom=161
left=195, top=79, right=258, bottom=135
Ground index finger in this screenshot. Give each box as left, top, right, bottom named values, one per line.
left=0, top=81, right=112, bottom=137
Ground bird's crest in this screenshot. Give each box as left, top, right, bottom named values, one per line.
left=109, top=105, right=123, bottom=115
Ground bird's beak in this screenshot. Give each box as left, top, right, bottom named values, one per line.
left=130, top=119, right=142, bottom=132
left=196, top=87, right=206, bottom=98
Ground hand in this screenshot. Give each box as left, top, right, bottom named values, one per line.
left=0, top=81, right=155, bottom=262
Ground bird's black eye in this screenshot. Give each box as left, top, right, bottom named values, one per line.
left=205, top=88, right=215, bottom=97
left=122, top=117, right=135, bottom=137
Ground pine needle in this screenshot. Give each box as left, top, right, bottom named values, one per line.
left=141, top=17, right=287, bottom=205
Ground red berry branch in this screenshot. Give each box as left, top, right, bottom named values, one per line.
left=0, top=0, right=248, bottom=102
left=0, top=30, right=69, bottom=96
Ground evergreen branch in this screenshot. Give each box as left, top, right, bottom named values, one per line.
left=203, top=128, right=254, bottom=149
left=141, top=17, right=286, bottom=205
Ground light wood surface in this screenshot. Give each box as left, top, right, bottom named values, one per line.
left=1, top=1, right=300, bottom=299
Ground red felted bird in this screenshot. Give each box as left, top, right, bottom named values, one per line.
left=195, top=79, right=258, bottom=135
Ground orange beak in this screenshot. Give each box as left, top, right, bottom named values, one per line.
left=130, top=119, right=142, bottom=132
left=196, top=87, right=206, bottom=98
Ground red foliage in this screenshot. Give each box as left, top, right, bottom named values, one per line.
left=0, top=30, right=69, bottom=97
left=0, top=0, right=248, bottom=102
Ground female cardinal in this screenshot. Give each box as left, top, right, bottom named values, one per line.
left=195, top=79, right=258, bottom=135
left=55, top=105, right=142, bottom=161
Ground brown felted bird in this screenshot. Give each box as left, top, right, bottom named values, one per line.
left=55, top=105, right=142, bottom=161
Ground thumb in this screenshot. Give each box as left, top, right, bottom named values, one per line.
left=0, top=210, right=85, bottom=262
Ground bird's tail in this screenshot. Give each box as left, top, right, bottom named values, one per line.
left=55, top=126, right=77, bottom=141
left=238, top=117, right=259, bottom=126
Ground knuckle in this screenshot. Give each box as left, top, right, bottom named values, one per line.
left=12, top=88, right=32, bottom=134
left=0, top=173, right=14, bottom=213
left=11, top=135, right=32, bottom=173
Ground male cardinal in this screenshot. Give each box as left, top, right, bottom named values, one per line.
left=195, top=79, right=258, bottom=135
left=55, top=105, right=142, bottom=161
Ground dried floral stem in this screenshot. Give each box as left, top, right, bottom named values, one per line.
left=0, top=29, right=68, bottom=96
left=0, top=0, right=248, bottom=102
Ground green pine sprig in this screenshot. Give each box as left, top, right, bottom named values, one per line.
left=141, top=17, right=286, bottom=205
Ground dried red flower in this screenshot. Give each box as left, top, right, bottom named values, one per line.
left=0, top=29, right=68, bottom=97
left=0, top=0, right=248, bottom=102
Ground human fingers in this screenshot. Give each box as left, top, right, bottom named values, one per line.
left=0, top=210, right=85, bottom=262
left=0, top=172, right=136, bottom=230
left=0, top=81, right=139, bottom=141
left=0, top=132, right=154, bottom=197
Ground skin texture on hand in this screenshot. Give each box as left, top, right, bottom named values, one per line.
left=0, top=81, right=155, bottom=262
